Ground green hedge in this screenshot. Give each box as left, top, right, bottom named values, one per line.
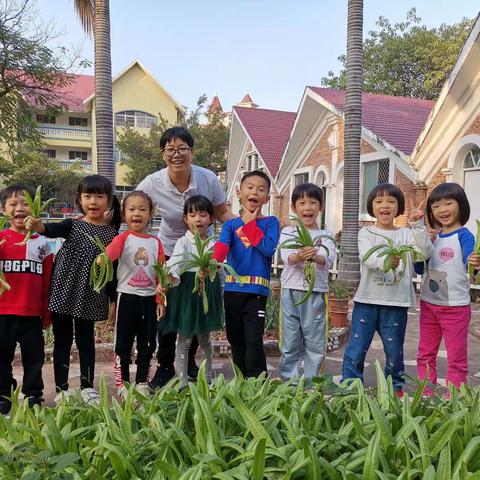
left=1, top=362, right=480, bottom=478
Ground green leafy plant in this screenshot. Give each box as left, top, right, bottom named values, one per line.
left=0, top=216, right=10, bottom=294
left=329, top=278, right=350, bottom=300
left=88, top=235, right=114, bottom=293
left=279, top=217, right=337, bottom=305
left=468, top=220, right=480, bottom=282
left=362, top=228, right=426, bottom=284
left=1, top=362, right=480, bottom=477
left=153, top=261, right=172, bottom=307
left=173, top=229, right=240, bottom=315
left=16, top=185, right=55, bottom=246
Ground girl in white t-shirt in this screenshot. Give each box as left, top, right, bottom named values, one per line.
left=104, top=191, right=165, bottom=399
left=341, top=183, right=433, bottom=396
left=417, top=183, right=478, bottom=396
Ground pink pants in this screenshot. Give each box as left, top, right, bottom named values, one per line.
left=417, top=300, right=471, bottom=395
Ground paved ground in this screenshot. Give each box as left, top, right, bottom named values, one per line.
left=12, top=302, right=480, bottom=406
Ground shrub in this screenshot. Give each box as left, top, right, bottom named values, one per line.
left=1, top=362, right=480, bottom=477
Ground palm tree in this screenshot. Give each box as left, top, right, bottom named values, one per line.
left=74, top=0, right=115, bottom=186
left=337, top=0, right=363, bottom=288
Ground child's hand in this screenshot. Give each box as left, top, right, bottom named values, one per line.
left=108, top=301, right=116, bottom=324
left=408, top=199, right=426, bottom=223
left=469, top=253, right=480, bottom=269
left=198, top=268, right=208, bottom=281
left=157, top=303, right=166, bottom=320
left=298, top=246, right=317, bottom=261
left=156, top=284, right=166, bottom=295
left=391, top=255, right=401, bottom=270
left=25, top=216, right=44, bottom=233
left=242, top=207, right=260, bottom=225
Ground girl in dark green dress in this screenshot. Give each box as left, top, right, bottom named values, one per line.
left=159, top=196, right=223, bottom=388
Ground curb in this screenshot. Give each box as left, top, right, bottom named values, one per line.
left=13, top=328, right=349, bottom=366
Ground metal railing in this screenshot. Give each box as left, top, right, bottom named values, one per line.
left=37, top=126, right=92, bottom=140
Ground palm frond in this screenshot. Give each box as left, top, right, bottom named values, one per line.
left=74, top=0, right=94, bottom=35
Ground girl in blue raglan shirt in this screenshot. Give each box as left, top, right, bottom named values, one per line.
left=417, top=183, right=479, bottom=396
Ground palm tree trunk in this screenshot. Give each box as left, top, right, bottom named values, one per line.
left=93, top=0, right=115, bottom=186
left=337, top=0, right=363, bottom=288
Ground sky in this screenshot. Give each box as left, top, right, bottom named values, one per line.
left=35, top=0, right=479, bottom=114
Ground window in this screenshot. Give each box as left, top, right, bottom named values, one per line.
left=44, top=149, right=56, bottom=159
left=36, top=114, right=55, bottom=124
left=69, top=151, right=88, bottom=161
left=361, top=159, right=390, bottom=214
left=115, top=111, right=157, bottom=128
left=294, top=172, right=309, bottom=186
left=463, top=146, right=480, bottom=169
left=246, top=153, right=259, bottom=171
left=69, top=116, right=88, bottom=127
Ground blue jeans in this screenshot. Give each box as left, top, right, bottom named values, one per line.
left=342, top=302, right=408, bottom=389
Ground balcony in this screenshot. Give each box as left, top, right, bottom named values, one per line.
left=60, top=160, right=92, bottom=173
left=37, top=126, right=92, bottom=141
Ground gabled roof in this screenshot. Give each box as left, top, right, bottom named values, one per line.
left=208, top=95, right=223, bottom=114
left=234, top=106, right=296, bottom=177
left=309, top=87, right=435, bottom=156
left=83, top=60, right=184, bottom=112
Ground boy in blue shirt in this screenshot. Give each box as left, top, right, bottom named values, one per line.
left=213, top=170, right=279, bottom=377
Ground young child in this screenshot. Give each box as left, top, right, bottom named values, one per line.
left=103, top=191, right=165, bottom=398
left=279, top=183, right=336, bottom=383
left=0, top=184, right=53, bottom=415
left=26, top=175, right=119, bottom=403
left=213, top=170, right=280, bottom=377
left=159, top=195, right=223, bottom=389
left=417, top=182, right=477, bottom=395
left=341, top=183, right=433, bottom=395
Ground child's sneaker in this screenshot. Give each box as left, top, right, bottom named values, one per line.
left=80, top=388, right=100, bottom=405
left=394, top=389, right=404, bottom=399
left=135, top=383, right=152, bottom=396
left=54, top=390, right=77, bottom=405
left=187, top=362, right=199, bottom=381
left=117, top=386, right=128, bottom=401
left=0, top=400, right=11, bottom=417
left=26, top=396, right=44, bottom=409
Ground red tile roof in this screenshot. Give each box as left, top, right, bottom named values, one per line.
left=240, top=94, right=254, bottom=104
left=25, top=73, right=95, bottom=112
left=208, top=95, right=223, bottom=114
left=234, top=106, right=296, bottom=177
left=309, top=87, right=435, bottom=155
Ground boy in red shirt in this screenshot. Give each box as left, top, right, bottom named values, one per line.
left=0, top=184, right=53, bottom=415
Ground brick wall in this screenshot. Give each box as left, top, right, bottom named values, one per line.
left=464, top=114, right=480, bottom=136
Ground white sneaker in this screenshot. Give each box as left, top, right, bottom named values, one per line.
left=117, top=386, right=128, bottom=401
left=80, top=388, right=100, bottom=405
left=135, top=383, right=152, bottom=396
left=54, top=389, right=78, bottom=405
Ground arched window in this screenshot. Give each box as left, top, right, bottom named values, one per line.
left=463, top=145, right=480, bottom=169
left=115, top=111, right=157, bottom=128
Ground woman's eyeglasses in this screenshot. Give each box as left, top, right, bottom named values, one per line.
left=163, top=147, right=191, bottom=157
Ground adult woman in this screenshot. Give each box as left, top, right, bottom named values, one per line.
left=137, top=126, right=232, bottom=388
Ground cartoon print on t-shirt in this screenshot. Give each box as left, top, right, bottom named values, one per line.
left=128, top=246, right=153, bottom=288
left=424, top=269, right=449, bottom=302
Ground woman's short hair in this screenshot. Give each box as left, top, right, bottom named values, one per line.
left=426, top=182, right=470, bottom=228
left=366, top=183, right=405, bottom=217
left=160, top=127, right=194, bottom=149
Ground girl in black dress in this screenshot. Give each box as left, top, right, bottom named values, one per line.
left=27, top=175, right=120, bottom=404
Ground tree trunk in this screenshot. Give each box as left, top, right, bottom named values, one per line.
left=337, top=0, right=363, bottom=289
left=93, top=0, right=115, bottom=187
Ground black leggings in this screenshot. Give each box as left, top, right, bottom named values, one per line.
left=52, top=313, right=95, bottom=391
